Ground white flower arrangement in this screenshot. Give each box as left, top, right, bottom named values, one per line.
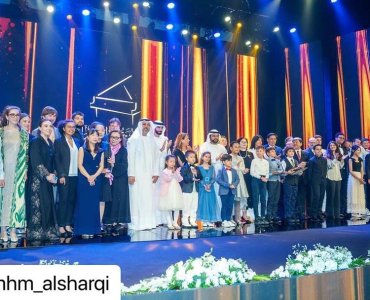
left=39, top=259, right=79, bottom=265
left=121, top=249, right=259, bottom=295
left=270, top=244, right=356, bottom=279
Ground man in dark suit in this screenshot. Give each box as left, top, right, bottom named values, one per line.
left=293, top=137, right=310, bottom=220
left=308, top=144, right=328, bottom=222
left=304, top=137, right=317, bottom=160
left=264, top=133, right=283, bottom=157
left=72, top=111, right=85, bottom=146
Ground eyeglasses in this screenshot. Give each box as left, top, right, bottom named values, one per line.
left=8, top=113, right=20, bottom=118
left=110, top=136, right=121, bottom=140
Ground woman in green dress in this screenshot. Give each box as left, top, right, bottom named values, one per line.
left=0, top=106, right=29, bottom=243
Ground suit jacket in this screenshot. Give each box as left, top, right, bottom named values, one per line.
left=54, top=136, right=80, bottom=178
left=180, top=163, right=202, bottom=193
left=304, top=147, right=315, bottom=160
left=216, top=167, right=240, bottom=195
left=308, top=155, right=327, bottom=183
left=365, top=153, right=370, bottom=179
left=294, top=148, right=309, bottom=184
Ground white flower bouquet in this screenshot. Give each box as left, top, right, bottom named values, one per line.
left=270, top=244, right=357, bottom=279
left=121, top=249, right=261, bottom=295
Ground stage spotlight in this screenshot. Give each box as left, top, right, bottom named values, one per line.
left=82, top=9, right=90, bottom=16
left=103, top=1, right=110, bottom=8
left=245, top=40, right=251, bottom=46
left=143, top=1, right=150, bottom=7
left=46, top=4, right=55, bottom=13
left=166, top=24, right=174, bottom=30
left=192, top=34, right=198, bottom=40
left=273, top=26, right=280, bottom=32
left=132, top=3, right=139, bottom=8
left=167, top=2, right=175, bottom=9
left=181, top=29, right=189, bottom=35
left=131, top=25, right=138, bottom=31
left=331, top=0, right=338, bottom=3
left=224, top=16, right=231, bottom=23
left=254, top=44, right=260, bottom=50
left=66, top=14, right=72, bottom=20
left=290, top=27, right=297, bottom=33
left=113, top=17, right=120, bottom=24
left=213, top=32, right=221, bottom=38
left=237, top=22, right=242, bottom=28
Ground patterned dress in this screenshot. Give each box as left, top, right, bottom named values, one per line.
left=0, top=127, right=28, bottom=228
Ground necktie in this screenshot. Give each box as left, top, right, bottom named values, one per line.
left=297, top=150, right=301, bottom=161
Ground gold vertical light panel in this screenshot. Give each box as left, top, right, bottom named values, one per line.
left=355, top=30, right=370, bottom=138
left=285, top=48, right=293, bottom=137
left=300, top=44, right=316, bottom=145
left=236, top=55, right=258, bottom=143
left=141, top=39, right=163, bottom=120
left=192, top=47, right=205, bottom=148
left=336, top=36, right=347, bottom=137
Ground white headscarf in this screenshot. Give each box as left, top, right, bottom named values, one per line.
left=205, top=129, right=221, bottom=144
left=152, top=120, right=167, bottom=138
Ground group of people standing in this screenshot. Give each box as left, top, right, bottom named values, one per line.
left=0, top=104, right=369, bottom=243
left=0, top=105, right=130, bottom=243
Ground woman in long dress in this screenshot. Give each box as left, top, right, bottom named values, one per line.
left=74, top=129, right=104, bottom=238
left=27, top=119, right=58, bottom=241
left=101, top=130, right=130, bottom=231
left=347, top=145, right=366, bottom=220
left=0, top=106, right=29, bottom=243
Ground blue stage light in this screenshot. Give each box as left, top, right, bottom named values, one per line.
left=213, top=32, right=221, bottom=38
left=166, top=23, right=174, bottom=30
left=143, top=1, right=150, bottom=7
left=82, top=9, right=90, bottom=16
left=181, top=29, right=189, bottom=35
left=290, top=27, right=297, bottom=33
left=167, top=2, right=175, bottom=9
left=273, top=26, right=280, bottom=33
left=331, top=0, right=338, bottom=3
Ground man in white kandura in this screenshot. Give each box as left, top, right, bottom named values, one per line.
left=127, top=118, right=160, bottom=230
left=152, top=120, right=172, bottom=226
left=200, top=129, right=228, bottom=221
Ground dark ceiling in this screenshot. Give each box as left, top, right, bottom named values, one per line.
left=2, top=0, right=370, bottom=50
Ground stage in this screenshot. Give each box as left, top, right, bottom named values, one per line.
left=0, top=224, right=369, bottom=286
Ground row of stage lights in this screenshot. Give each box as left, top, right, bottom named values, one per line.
left=43, top=0, right=321, bottom=48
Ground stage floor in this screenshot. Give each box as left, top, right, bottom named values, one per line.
left=0, top=223, right=369, bottom=286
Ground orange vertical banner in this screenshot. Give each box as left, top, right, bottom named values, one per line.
left=236, top=55, right=258, bottom=143
left=300, top=44, right=316, bottom=146
left=336, top=36, right=347, bottom=137
left=66, top=28, right=76, bottom=119
left=141, top=39, right=163, bottom=121
left=355, top=30, right=370, bottom=138
left=192, top=47, right=205, bottom=148
left=285, top=48, right=293, bottom=137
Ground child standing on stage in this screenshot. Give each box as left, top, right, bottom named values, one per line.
left=266, top=147, right=283, bottom=224
left=180, top=150, right=202, bottom=227
left=159, top=155, right=183, bottom=229
left=216, top=154, right=240, bottom=227
left=230, top=141, right=249, bottom=224
left=281, top=147, right=301, bottom=224
left=197, top=152, right=218, bottom=227
left=250, top=146, right=269, bottom=225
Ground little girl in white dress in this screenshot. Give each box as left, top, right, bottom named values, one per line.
left=159, top=155, right=183, bottom=229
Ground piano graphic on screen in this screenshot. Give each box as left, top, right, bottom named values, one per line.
left=90, top=75, right=141, bottom=125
